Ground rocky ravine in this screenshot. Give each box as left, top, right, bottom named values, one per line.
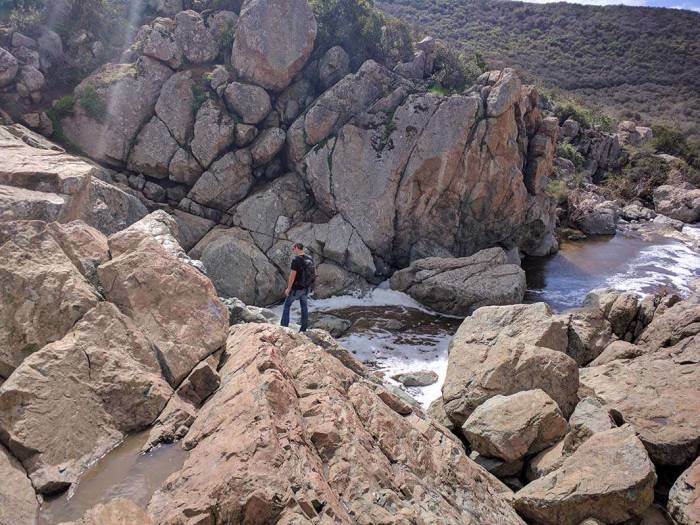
left=1, top=0, right=559, bottom=308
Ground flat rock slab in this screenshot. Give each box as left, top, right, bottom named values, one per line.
left=514, top=425, right=656, bottom=525
left=390, top=247, right=526, bottom=316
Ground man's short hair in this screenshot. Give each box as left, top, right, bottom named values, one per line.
left=293, top=242, right=304, bottom=250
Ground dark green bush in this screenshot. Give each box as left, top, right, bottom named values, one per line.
left=310, top=0, right=413, bottom=68
left=430, top=46, right=483, bottom=93
left=556, top=142, right=584, bottom=169
left=79, top=85, right=107, bottom=121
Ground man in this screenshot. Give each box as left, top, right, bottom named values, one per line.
left=280, top=242, right=313, bottom=332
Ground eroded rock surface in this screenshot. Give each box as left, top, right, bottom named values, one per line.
left=0, top=302, right=171, bottom=494
left=148, top=324, right=525, bottom=524
left=514, top=426, right=656, bottom=525
left=668, top=457, right=700, bottom=525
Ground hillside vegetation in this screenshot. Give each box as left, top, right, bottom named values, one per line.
left=379, top=0, right=700, bottom=135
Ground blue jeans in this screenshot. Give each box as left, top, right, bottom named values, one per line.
left=281, top=288, right=309, bottom=331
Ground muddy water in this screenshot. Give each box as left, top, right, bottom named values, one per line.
left=37, top=432, right=187, bottom=524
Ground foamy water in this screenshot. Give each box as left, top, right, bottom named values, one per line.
left=276, top=224, right=700, bottom=408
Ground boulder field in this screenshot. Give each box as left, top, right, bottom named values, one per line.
left=0, top=0, right=699, bottom=523
left=1, top=0, right=560, bottom=307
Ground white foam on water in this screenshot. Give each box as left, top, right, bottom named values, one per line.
left=604, top=240, right=700, bottom=296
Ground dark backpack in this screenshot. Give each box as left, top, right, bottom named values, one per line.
left=298, top=254, right=316, bottom=290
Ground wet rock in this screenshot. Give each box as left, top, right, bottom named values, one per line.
left=319, top=45, right=350, bottom=88
left=57, top=497, right=154, bottom=525
left=143, top=393, right=196, bottom=452
left=0, top=442, right=38, bottom=525
left=309, top=313, right=352, bottom=337
left=0, top=223, right=100, bottom=378
left=654, top=184, right=700, bottom=224
left=189, top=99, right=236, bottom=168
left=653, top=213, right=685, bottom=231
left=127, top=116, right=179, bottom=179
left=668, top=456, right=700, bottom=525
left=187, top=149, right=253, bottom=212
left=174, top=10, right=219, bottom=64
left=443, top=303, right=577, bottom=427
left=392, top=370, right=439, bottom=387
left=223, top=81, right=271, bottom=124
left=514, top=426, right=656, bottom=525
left=190, top=226, right=285, bottom=305
left=232, top=0, right=317, bottom=91
left=390, top=247, right=526, bottom=316
left=222, top=296, right=278, bottom=325
left=148, top=324, right=525, bottom=524
left=0, top=302, right=172, bottom=494
left=61, top=57, right=173, bottom=167
left=98, top=236, right=228, bottom=386
left=462, top=389, right=568, bottom=462
left=155, top=70, right=195, bottom=145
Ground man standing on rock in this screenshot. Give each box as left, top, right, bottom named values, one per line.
left=281, top=242, right=315, bottom=332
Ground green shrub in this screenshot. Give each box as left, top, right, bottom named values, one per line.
left=430, top=46, right=483, bottom=93
left=603, top=152, right=668, bottom=202
left=556, top=142, right=584, bottom=169
left=52, top=95, right=75, bottom=118
left=310, top=0, right=413, bottom=68
left=191, top=82, right=209, bottom=113
left=652, top=124, right=688, bottom=157
left=553, top=97, right=612, bottom=132
left=545, top=179, right=569, bottom=205
left=79, top=85, right=107, bottom=121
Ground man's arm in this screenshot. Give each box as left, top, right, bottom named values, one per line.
left=285, top=270, right=297, bottom=296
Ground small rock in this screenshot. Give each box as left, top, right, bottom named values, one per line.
left=391, top=370, right=439, bottom=387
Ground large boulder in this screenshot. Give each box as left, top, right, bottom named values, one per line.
left=668, top=457, right=700, bottom=525
left=189, top=99, right=236, bottom=169
left=564, top=308, right=615, bottom=365
left=0, top=47, right=19, bottom=87
left=390, top=247, right=526, bottom=316
left=148, top=324, right=526, bottom=524
left=186, top=149, right=253, bottom=212
left=0, top=125, right=147, bottom=233
left=514, top=426, right=656, bottom=525
left=298, top=67, right=558, bottom=266
left=223, top=81, right=271, bottom=124
left=580, top=325, right=700, bottom=466
left=127, top=116, right=179, bottom=179
left=155, top=70, right=196, bottom=146
left=568, top=190, right=618, bottom=235
left=443, top=303, right=577, bottom=426
left=654, top=183, right=700, bottom=223
left=0, top=302, right=172, bottom=494
left=319, top=45, right=350, bottom=89
left=61, top=57, right=173, bottom=167
left=189, top=226, right=285, bottom=305
left=462, top=389, right=567, bottom=462
left=0, top=223, right=100, bottom=379
left=231, top=0, right=317, bottom=91
left=173, top=10, right=219, bottom=64
left=0, top=443, right=37, bottom=525
left=97, top=235, right=228, bottom=386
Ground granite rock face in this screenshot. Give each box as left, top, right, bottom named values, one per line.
left=148, top=324, right=526, bottom=525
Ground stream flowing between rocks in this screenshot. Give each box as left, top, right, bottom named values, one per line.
left=36, top=224, right=700, bottom=524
